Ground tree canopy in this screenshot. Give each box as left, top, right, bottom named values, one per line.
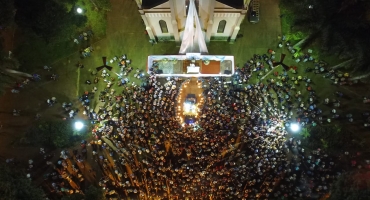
left=85, top=185, right=106, bottom=200
left=329, top=172, right=370, bottom=200
left=280, top=0, right=370, bottom=72
left=301, top=125, right=364, bottom=154
left=14, top=0, right=87, bottom=43
left=0, top=0, right=15, bottom=29
left=25, top=120, right=83, bottom=148
left=0, top=163, right=45, bottom=200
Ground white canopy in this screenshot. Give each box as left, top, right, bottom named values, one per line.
left=179, top=0, right=208, bottom=54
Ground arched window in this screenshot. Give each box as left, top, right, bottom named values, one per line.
left=217, top=20, right=226, bottom=33
left=159, top=20, right=168, bottom=33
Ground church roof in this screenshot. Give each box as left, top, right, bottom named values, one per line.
left=217, top=0, right=244, bottom=9
left=142, top=0, right=168, bottom=9
left=141, top=0, right=244, bottom=9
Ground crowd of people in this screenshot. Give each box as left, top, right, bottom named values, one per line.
left=40, top=48, right=357, bottom=199
left=10, top=38, right=369, bottom=199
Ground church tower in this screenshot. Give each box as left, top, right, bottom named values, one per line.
left=135, top=0, right=251, bottom=44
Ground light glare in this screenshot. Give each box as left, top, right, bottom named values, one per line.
left=74, top=121, right=84, bottom=130
left=290, top=123, right=300, bottom=132
left=77, top=7, right=83, bottom=14
left=184, top=103, right=191, bottom=112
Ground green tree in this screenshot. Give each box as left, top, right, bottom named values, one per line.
left=93, top=0, right=111, bottom=11
left=281, top=0, right=370, bottom=72
left=26, top=120, right=80, bottom=148
left=0, top=163, right=45, bottom=200
left=14, top=0, right=87, bottom=43
left=85, top=185, right=106, bottom=200
left=299, top=127, right=310, bottom=139
left=301, top=125, right=362, bottom=154
left=329, top=172, right=370, bottom=200
left=0, top=0, right=15, bottom=28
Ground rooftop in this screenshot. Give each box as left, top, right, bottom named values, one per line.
left=217, top=0, right=244, bottom=9
left=142, top=0, right=168, bottom=9
left=141, top=0, right=244, bottom=9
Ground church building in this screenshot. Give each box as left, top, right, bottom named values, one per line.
left=134, top=0, right=251, bottom=43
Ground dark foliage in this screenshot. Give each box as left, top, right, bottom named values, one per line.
left=281, top=0, right=370, bottom=72
left=25, top=120, right=83, bottom=148
left=301, top=125, right=363, bottom=154
left=0, top=0, right=15, bottom=28
left=329, top=172, right=370, bottom=200
left=85, top=185, right=106, bottom=200
left=14, top=0, right=87, bottom=43
left=0, top=163, right=45, bottom=200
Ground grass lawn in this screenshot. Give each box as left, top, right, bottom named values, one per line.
left=75, top=0, right=108, bottom=39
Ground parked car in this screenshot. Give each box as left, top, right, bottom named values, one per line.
left=249, top=0, right=260, bottom=24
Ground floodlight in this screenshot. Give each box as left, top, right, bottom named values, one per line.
left=76, top=7, right=83, bottom=14
left=290, top=123, right=300, bottom=132
left=74, top=121, right=84, bottom=130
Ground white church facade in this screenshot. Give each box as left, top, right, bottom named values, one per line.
left=134, top=0, right=251, bottom=43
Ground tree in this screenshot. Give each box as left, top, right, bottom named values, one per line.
left=0, top=0, right=15, bottom=29
left=0, top=163, right=45, bottom=200
left=14, top=0, right=87, bottom=43
left=329, top=172, right=370, bottom=200
left=93, top=0, right=111, bottom=11
left=85, top=185, right=106, bottom=200
left=301, top=125, right=363, bottom=154
left=25, top=120, right=81, bottom=148
left=281, top=0, right=370, bottom=72
left=299, top=127, right=310, bottom=139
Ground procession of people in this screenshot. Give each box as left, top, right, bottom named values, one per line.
left=40, top=45, right=364, bottom=199
left=12, top=40, right=369, bottom=199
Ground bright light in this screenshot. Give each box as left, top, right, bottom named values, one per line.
left=76, top=7, right=83, bottom=14
left=74, top=121, right=84, bottom=130
left=184, top=103, right=191, bottom=112
left=290, top=123, right=300, bottom=132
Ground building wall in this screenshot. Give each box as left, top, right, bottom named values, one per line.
left=145, top=13, right=173, bottom=38
left=212, top=13, right=240, bottom=37
left=174, top=0, right=186, bottom=30
left=142, top=0, right=248, bottom=41
left=214, top=1, right=234, bottom=9
left=199, top=0, right=210, bottom=30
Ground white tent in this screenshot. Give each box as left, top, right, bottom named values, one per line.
left=179, top=0, right=208, bottom=54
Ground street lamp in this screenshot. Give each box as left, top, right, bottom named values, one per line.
left=76, top=7, right=83, bottom=14
left=290, top=123, right=300, bottom=132
left=74, top=121, right=84, bottom=131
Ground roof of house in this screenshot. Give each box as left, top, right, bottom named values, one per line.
left=141, top=0, right=244, bottom=9
left=217, top=0, right=244, bottom=9
left=142, top=0, right=168, bottom=9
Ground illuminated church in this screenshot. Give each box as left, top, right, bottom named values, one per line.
left=134, top=0, right=251, bottom=43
